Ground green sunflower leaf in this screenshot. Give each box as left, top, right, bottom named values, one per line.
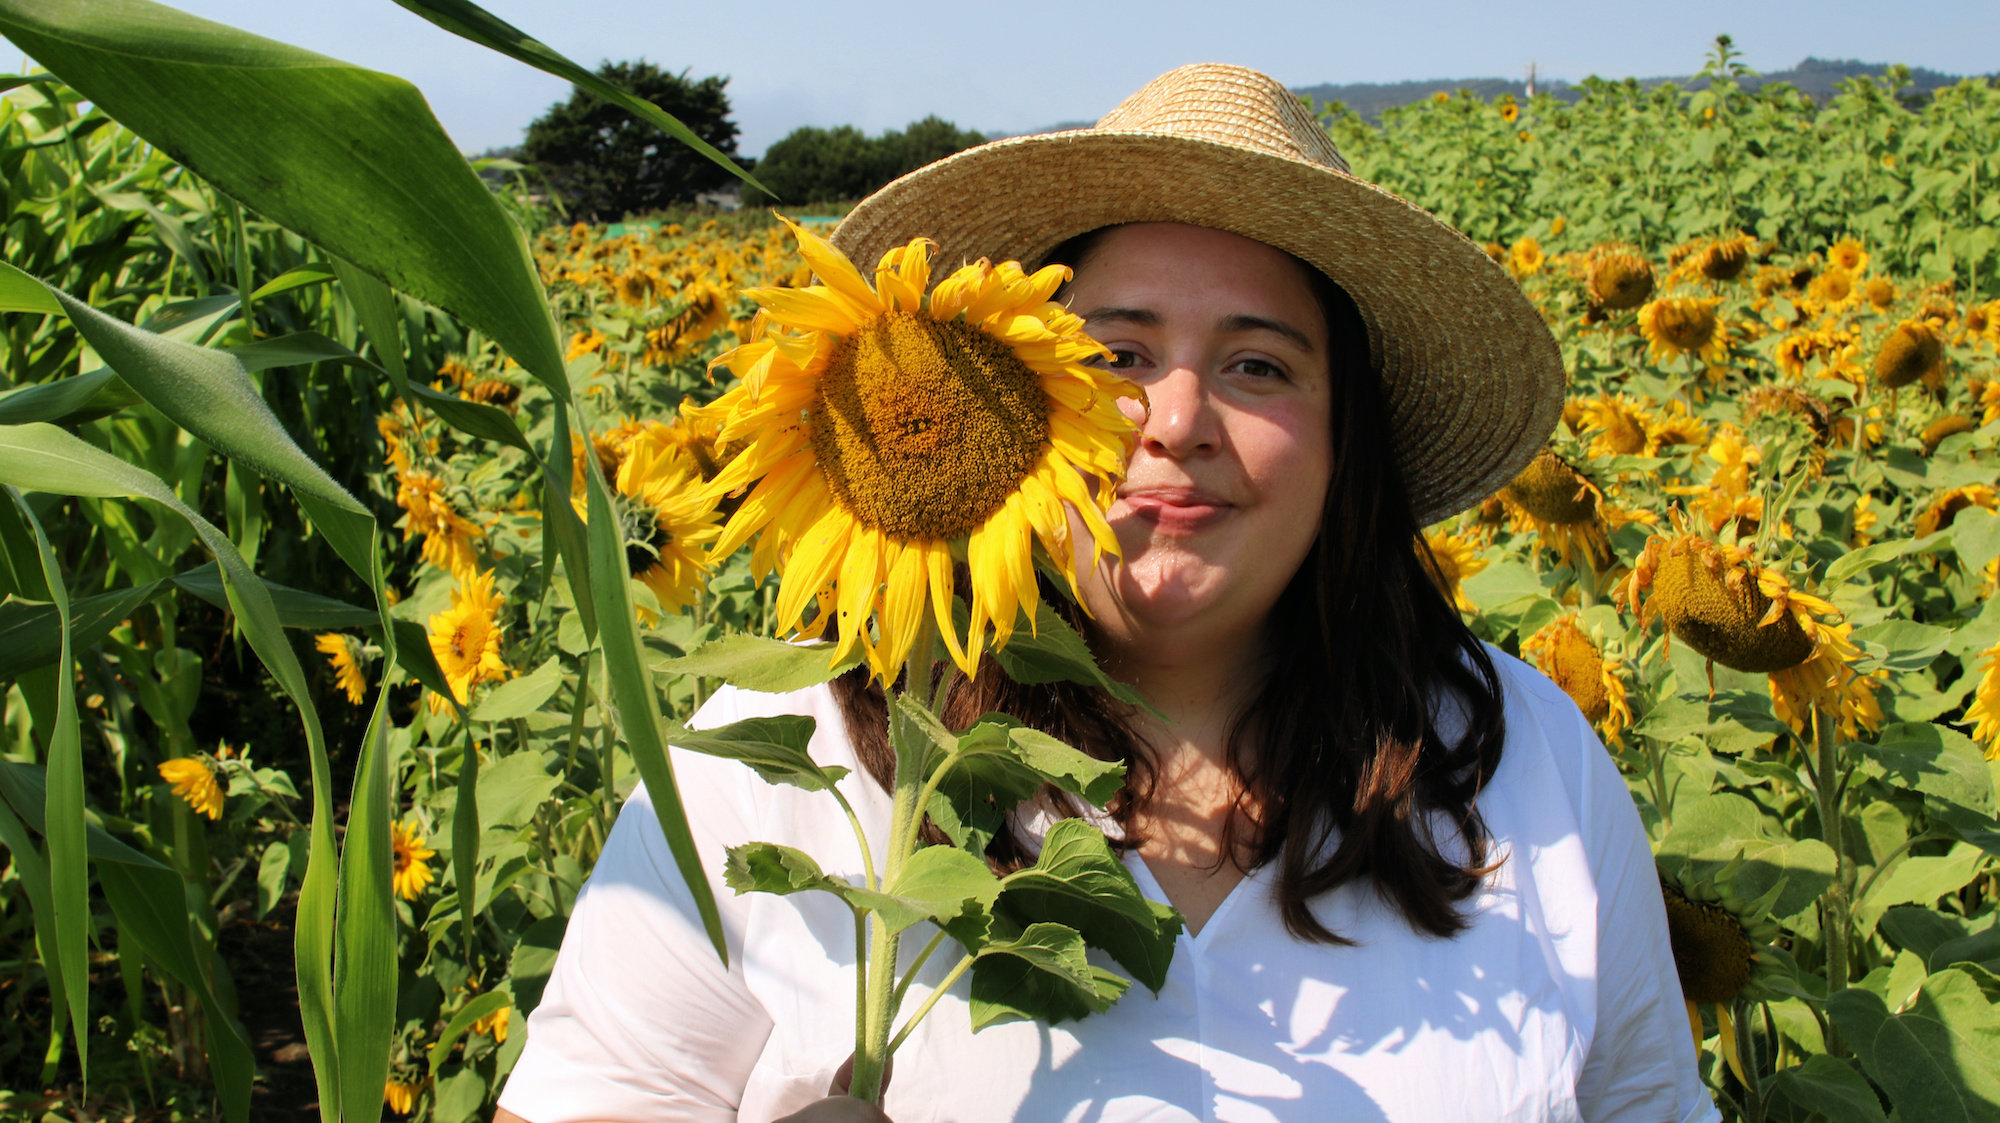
left=1828, top=967, right=2000, bottom=1123
left=997, top=818, right=1182, bottom=993
left=653, top=632, right=864, bottom=694
left=967, top=920, right=1129, bottom=1031
left=1772, top=1054, right=1889, bottom=1123
left=665, top=715, right=841, bottom=792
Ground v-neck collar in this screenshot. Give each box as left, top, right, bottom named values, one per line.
left=1128, top=852, right=1262, bottom=951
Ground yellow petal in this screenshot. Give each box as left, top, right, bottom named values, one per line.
left=833, top=526, right=884, bottom=668
left=776, top=506, right=852, bottom=634
left=875, top=537, right=929, bottom=674
left=926, top=540, right=972, bottom=674
left=778, top=215, right=883, bottom=314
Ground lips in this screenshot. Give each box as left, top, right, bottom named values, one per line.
left=1116, top=485, right=1234, bottom=533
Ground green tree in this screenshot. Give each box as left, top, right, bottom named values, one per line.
left=748, top=116, right=989, bottom=205
left=523, top=60, right=744, bottom=220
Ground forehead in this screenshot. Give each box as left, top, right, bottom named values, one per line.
left=1066, top=223, right=1323, bottom=340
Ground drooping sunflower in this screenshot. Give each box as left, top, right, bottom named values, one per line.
left=1502, top=450, right=1612, bottom=570
left=1695, top=235, right=1752, bottom=282
left=701, top=218, right=1142, bottom=678
left=1622, top=521, right=1881, bottom=736
left=316, top=633, right=370, bottom=705
left=1521, top=615, right=1632, bottom=741
left=643, top=281, right=732, bottom=365
left=426, top=568, right=508, bottom=706
left=1965, top=640, right=2000, bottom=759
left=159, top=756, right=224, bottom=820
left=1863, top=277, right=1897, bottom=311
left=391, top=821, right=436, bottom=900
left=1577, top=395, right=1655, bottom=458
left=1422, top=528, right=1489, bottom=612
left=1659, top=857, right=1782, bottom=1088
left=1827, top=237, right=1869, bottom=275
left=1638, top=296, right=1728, bottom=365
left=565, top=330, right=605, bottom=362
left=1914, top=484, right=1998, bottom=539
left=1875, top=320, right=1945, bottom=389
left=592, top=438, right=723, bottom=619
left=471, top=1005, right=512, bottom=1043
left=395, top=472, right=484, bottom=578
left=384, top=1079, right=421, bottom=1116
left=1644, top=400, right=1711, bottom=454
left=1981, top=378, right=2000, bottom=426
left=1921, top=415, right=1977, bottom=455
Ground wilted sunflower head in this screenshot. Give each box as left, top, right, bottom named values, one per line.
left=1521, top=614, right=1629, bottom=734
left=1658, top=858, right=1781, bottom=1006
left=1504, top=450, right=1600, bottom=524
left=1742, top=385, right=1839, bottom=446
left=1588, top=252, right=1655, bottom=310
left=1875, top=320, right=1944, bottom=389
left=1697, top=236, right=1752, bottom=282
left=1864, top=277, right=1897, bottom=311
left=1921, top=415, right=1976, bottom=455
left=1623, top=531, right=1827, bottom=674
left=1915, top=484, right=1998, bottom=538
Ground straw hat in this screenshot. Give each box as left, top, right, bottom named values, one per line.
left=833, top=63, right=1563, bottom=527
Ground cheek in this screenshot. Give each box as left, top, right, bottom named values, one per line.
left=1237, top=403, right=1333, bottom=519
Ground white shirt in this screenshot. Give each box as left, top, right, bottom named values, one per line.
left=501, top=650, right=1718, bottom=1123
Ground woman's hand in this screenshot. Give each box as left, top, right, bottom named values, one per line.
left=771, top=1097, right=892, bottom=1122
left=770, top=1053, right=895, bottom=1122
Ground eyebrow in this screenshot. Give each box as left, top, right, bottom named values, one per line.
left=1079, top=306, right=1317, bottom=353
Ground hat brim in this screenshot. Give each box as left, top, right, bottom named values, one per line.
left=832, top=130, right=1563, bottom=527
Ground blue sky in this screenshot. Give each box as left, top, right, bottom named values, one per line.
left=7, top=1, right=1996, bottom=157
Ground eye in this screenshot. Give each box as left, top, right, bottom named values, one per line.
left=1230, top=357, right=1288, bottom=380
left=1095, top=346, right=1144, bottom=370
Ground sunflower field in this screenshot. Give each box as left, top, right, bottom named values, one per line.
left=0, top=0, right=1995, bottom=1117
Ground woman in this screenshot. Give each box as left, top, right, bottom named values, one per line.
left=497, top=65, right=1713, bottom=1123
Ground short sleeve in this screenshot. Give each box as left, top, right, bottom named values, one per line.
left=1563, top=705, right=1721, bottom=1123
left=498, top=691, right=774, bottom=1123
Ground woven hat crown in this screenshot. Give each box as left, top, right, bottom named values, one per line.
left=1095, top=64, right=1353, bottom=177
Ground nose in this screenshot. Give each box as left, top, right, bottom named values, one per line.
left=1134, top=364, right=1220, bottom=460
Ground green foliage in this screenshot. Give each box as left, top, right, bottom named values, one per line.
left=522, top=61, right=744, bottom=221
left=745, top=115, right=989, bottom=206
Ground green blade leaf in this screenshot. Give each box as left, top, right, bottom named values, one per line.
left=653, top=633, right=864, bottom=694
left=0, top=367, right=120, bottom=425
left=0, top=580, right=160, bottom=678
left=997, top=818, right=1181, bottom=993
left=334, top=696, right=398, bottom=1123
left=0, top=0, right=570, bottom=393
left=0, top=759, right=172, bottom=870
left=968, top=920, right=1129, bottom=1031
left=385, top=0, right=766, bottom=197
left=171, top=562, right=376, bottom=630
left=6, top=489, right=87, bottom=1080
left=665, top=715, right=843, bottom=792
left=98, top=862, right=256, bottom=1123
left=248, top=261, right=339, bottom=302
left=426, top=989, right=512, bottom=1078
left=583, top=449, right=724, bottom=960
left=0, top=423, right=347, bottom=1121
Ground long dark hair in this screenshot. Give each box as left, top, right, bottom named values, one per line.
left=832, top=226, right=1508, bottom=943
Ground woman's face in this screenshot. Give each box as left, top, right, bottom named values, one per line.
left=1065, top=223, right=1335, bottom=659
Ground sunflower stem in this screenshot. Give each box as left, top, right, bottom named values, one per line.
left=1812, top=704, right=1852, bottom=1053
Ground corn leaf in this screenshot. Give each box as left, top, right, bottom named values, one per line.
left=0, top=0, right=570, bottom=395
left=0, top=423, right=348, bottom=1122
left=386, top=0, right=766, bottom=197
left=5, top=489, right=88, bottom=1079
left=583, top=449, right=724, bottom=960
left=0, top=580, right=161, bottom=678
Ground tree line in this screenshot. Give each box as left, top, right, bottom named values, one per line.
left=516, top=60, right=989, bottom=221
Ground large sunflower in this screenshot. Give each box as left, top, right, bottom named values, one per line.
left=702, top=218, right=1142, bottom=679
left=426, top=569, right=508, bottom=705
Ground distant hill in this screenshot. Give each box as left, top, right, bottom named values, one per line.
left=1291, top=57, right=1988, bottom=121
